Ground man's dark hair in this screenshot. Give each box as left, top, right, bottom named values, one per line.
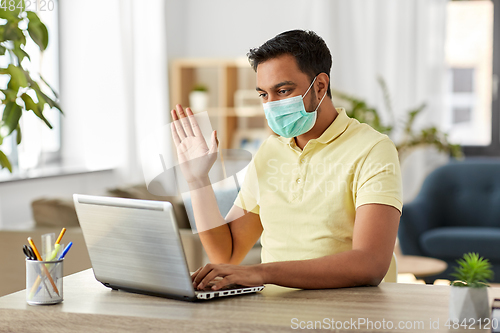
left=247, top=30, right=332, bottom=98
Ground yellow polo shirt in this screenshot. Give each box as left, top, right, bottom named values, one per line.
left=234, top=108, right=403, bottom=264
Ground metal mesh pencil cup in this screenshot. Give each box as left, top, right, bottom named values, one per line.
left=26, top=258, right=63, bottom=305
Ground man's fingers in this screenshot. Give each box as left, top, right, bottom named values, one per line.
left=171, top=123, right=181, bottom=146
left=197, top=268, right=223, bottom=290
left=176, top=104, right=194, bottom=137
left=171, top=109, right=186, bottom=140
left=175, top=104, right=187, bottom=118
left=171, top=109, right=179, bottom=121
left=191, top=267, right=202, bottom=282
left=186, top=108, right=203, bottom=137
left=208, top=130, right=218, bottom=155
left=212, top=276, right=234, bottom=291
left=192, top=264, right=214, bottom=287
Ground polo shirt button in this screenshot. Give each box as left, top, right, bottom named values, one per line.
left=300, top=159, right=306, bottom=163
left=296, top=178, right=301, bottom=184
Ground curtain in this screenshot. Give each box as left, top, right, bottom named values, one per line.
left=308, top=0, right=449, bottom=202
left=118, top=0, right=171, bottom=185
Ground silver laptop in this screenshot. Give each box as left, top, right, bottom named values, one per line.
left=73, top=194, right=264, bottom=301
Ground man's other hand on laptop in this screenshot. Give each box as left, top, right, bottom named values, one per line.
left=191, top=263, right=265, bottom=291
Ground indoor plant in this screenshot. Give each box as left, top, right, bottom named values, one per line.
left=0, top=4, right=61, bottom=172
left=332, top=77, right=462, bottom=162
left=449, top=252, right=494, bottom=322
left=189, top=84, right=209, bottom=112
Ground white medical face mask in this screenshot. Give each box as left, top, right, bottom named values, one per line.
left=263, top=76, right=327, bottom=138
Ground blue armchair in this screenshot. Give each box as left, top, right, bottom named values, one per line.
left=398, top=160, right=500, bottom=283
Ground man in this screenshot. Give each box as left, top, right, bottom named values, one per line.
left=170, top=30, right=402, bottom=291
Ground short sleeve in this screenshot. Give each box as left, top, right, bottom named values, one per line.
left=354, top=138, right=403, bottom=214
left=234, top=155, right=260, bottom=214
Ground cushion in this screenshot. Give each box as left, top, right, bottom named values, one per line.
left=417, top=162, right=500, bottom=229
left=420, top=227, right=500, bottom=261
left=31, top=198, right=80, bottom=227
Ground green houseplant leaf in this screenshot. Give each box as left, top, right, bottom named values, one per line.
left=5, top=64, right=29, bottom=90
left=332, top=77, right=463, bottom=161
left=31, top=82, right=62, bottom=113
left=0, top=8, right=61, bottom=172
left=21, top=93, right=52, bottom=129
left=0, top=88, right=18, bottom=102
left=0, top=150, right=12, bottom=172
left=0, top=0, right=26, bottom=19
left=192, top=84, right=208, bottom=92
left=1, top=101, right=22, bottom=136
left=0, top=8, right=14, bottom=20
left=40, top=74, right=59, bottom=99
left=16, top=124, right=22, bottom=144
left=12, top=40, right=30, bottom=63
left=4, top=24, right=26, bottom=46
left=26, top=11, right=49, bottom=51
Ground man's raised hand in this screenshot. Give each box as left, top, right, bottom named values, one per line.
left=170, top=104, right=218, bottom=184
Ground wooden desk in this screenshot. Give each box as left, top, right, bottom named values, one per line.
left=1, top=269, right=499, bottom=332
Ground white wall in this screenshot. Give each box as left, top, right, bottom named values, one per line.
left=164, top=0, right=331, bottom=65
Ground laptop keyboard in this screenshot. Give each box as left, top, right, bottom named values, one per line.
left=195, top=284, right=265, bottom=299
left=193, top=276, right=265, bottom=299
left=199, top=282, right=243, bottom=291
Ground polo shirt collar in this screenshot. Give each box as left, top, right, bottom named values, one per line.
left=277, top=107, right=350, bottom=146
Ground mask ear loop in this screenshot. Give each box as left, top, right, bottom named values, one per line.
left=303, top=76, right=328, bottom=112
left=313, top=90, right=328, bottom=112
left=302, top=76, right=317, bottom=98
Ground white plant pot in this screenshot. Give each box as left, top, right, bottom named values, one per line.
left=449, top=286, right=489, bottom=322
left=189, top=91, right=209, bottom=112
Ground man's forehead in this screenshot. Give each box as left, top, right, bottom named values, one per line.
left=256, top=54, right=299, bottom=74
left=256, top=55, right=307, bottom=88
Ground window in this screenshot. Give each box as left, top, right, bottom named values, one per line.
left=0, top=0, right=60, bottom=176
left=444, top=0, right=500, bottom=155
left=450, top=67, right=475, bottom=124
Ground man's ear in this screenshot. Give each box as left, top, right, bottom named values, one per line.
left=315, top=73, right=330, bottom=100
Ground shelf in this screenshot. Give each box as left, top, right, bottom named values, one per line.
left=169, top=57, right=263, bottom=150
left=199, top=107, right=264, bottom=117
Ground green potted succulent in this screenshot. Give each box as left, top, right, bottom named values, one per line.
left=189, top=83, right=209, bottom=112
left=0, top=4, right=61, bottom=172
left=449, top=252, right=494, bottom=322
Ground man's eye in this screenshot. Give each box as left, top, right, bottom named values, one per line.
left=278, top=89, right=289, bottom=94
left=259, top=93, right=267, bottom=98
